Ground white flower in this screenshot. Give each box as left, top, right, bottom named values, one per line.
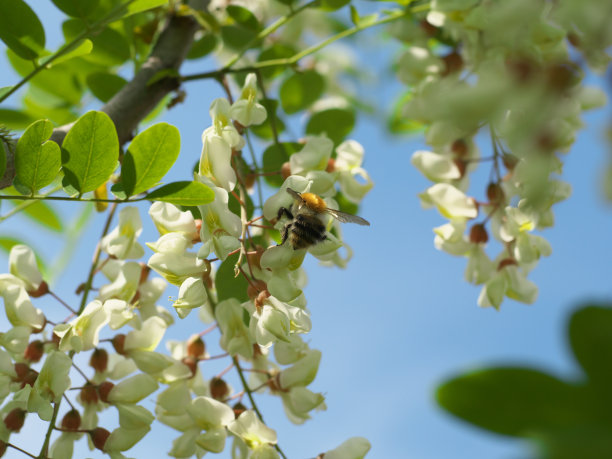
left=199, top=132, right=236, bottom=192
left=54, top=300, right=109, bottom=352
left=419, top=183, right=478, bottom=220
left=197, top=185, right=241, bottom=261
left=278, top=349, right=321, bottom=389
left=101, top=207, right=145, bottom=259
left=230, top=73, right=267, bottom=126
left=411, top=150, right=461, bottom=182
left=334, top=140, right=373, bottom=204
left=228, top=410, right=277, bottom=449
left=324, top=437, right=371, bottom=459
left=1, top=284, right=45, bottom=330
left=9, top=245, right=43, bottom=292
left=262, top=176, right=311, bottom=222
left=173, top=276, right=209, bottom=319
left=397, top=46, right=443, bottom=85
left=289, top=136, right=333, bottom=176
left=149, top=202, right=198, bottom=239
left=147, top=233, right=205, bottom=286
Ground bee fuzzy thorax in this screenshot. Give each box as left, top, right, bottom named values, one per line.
left=299, top=192, right=327, bottom=213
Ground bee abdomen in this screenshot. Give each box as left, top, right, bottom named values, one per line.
left=290, top=215, right=326, bottom=249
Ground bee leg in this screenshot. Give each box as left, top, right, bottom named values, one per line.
left=277, top=207, right=293, bottom=221
left=279, top=223, right=291, bottom=246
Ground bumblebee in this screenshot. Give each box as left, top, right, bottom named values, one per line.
left=277, top=188, right=370, bottom=250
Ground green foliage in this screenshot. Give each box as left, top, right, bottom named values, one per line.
left=124, top=0, right=168, bottom=17
left=113, top=122, right=181, bottom=197
left=86, top=72, right=128, bottom=102
left=226, top=5, right=260, bottom=31
left=18, top=200, right=63, bottom=232
left=250, top=99, right=286, bottom=140
left=215, top=253, right=249, bottom=303
left=45, top=39, right=94, bottom=67
left=145, top=181, right=214, bottom=206
left=262, top=142, right=302, bottom=187
left=15, top=119, right=61, bottom=194
left=0, top=0, right=46, bottom=60
left=388, top=91, right=425, bottom=134
left=187, top=33, right=217, bottom=60
left=306, top=108, right=355, bottom=145
left=51, top=0, right=100, bottom=18
left=319, top=0, right=351, bottom=12
left=437, top=303, right=612, bottom=458
left=280, top=70, right=325, bottom=114
left=0, top=109, right=38, bottom=131
left=62, top=20, right=130, bottom=67
left=61, top=111, right=119, bottom=195
left=257, top=44, right=296, bottom=79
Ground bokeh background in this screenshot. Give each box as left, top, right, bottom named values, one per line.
left=0, top=1, right=611, bottom=458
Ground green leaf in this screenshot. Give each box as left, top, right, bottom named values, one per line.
left=0, top=0, right=46, bottom=60
left=215, top=253, right=249, bottom=303
left=86, top=72, right=127, bottom=102
left=319, top=0, right=351, bottom=11
left=51, top=0, right=100, bottom=18
left=0, top=140, right=7, bottom=179
left=279, top=70, right=325, bottom=114
left=262, top=142, right=301, bottom=187
left=145, top=181, right=214, bottom=206
left=187, top=33, right=217, bottom=60
left=257, top=44, right=296, bottom=80
left=569, top=305, right=612, bottom=386
left=0, top=87, right=13, bottom=100
left=226, top=5, right=260, bottom=31
left=250, top=99, right=286, bottom=140
left=436, top=367, right=583, bottom=437
left=306, top=108, right=355, bottom=145
left=44, top=39, right=93, bottom=67
left=125, top=0, right=168, bottom=16
left=17, top=200, right=63, bottom=232
left=350, top=5, right=360, bottom=25
left=220, top=25, right=258, bottom=50
left=388, top=91, right=426, bottom=134
left=62, top=20, right=130, bottom=66
left=61, top=111, right=119, bottom=194
left=0, top=108, right=38, bottom=130
left=15, top=120, right=61, bottom=194
left=117, top=122, right=180, bottom=197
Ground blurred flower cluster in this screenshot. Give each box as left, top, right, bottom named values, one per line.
left=393, top=0, right=608, bottom=308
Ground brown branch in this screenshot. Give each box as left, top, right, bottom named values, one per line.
left=50, top=13, right=199, bottom=147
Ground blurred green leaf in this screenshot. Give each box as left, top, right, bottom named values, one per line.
left=45, top=39, right=93, bottom=67
left=226, top=5, right=260, bottom=31
left=220, top=25, right=258, bottom=50
left=17, top=200, right=63, bottom=232
left=63, top=20, right=130, bottom=66
left=145, top=181, right=214, bottom=206
left=61, top=111, right=119, bottom=194
left=306, top=108, right=355, bottom=145
left=86, top=72, right=127, bottom=102
left=187, top=33, right=217, bottom=60
left=124, top=0, right=168, bottom=16
left=115, top=122, right=181, bottom=197
left=216, top=253, right=249, bottom=303
left=250, top=99, right=286, bottom=140
left=257, top=44, right=296, bottom=80
left=279, top=70, right=325, bottom=114
left=388, top=91, right=426, bottom=134
left=51, top=0, right=100, bottom=18
left=262, top=142, right=301, bottom=187
left=0, top=87, right=14, bottom=99
left=570, top=306, right=612, bottom=387
left=0, top=109, right=38, bottom=131
left=319, top=0, right=350, bottom=11
left=15, top=119, right=61, bottom=194
left=0, top=0, right=46, bottom=60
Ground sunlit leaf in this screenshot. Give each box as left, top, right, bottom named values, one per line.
left=44, top=39, right=93, bottom=67
left=15, top=120, right=61, bottom=194
left=216, top=253, right=249, bottom=303
left=0, top=0, right=46, bottom=60
left=262, top=142, right=301, bottom=187
left=306, top=108, right=355, bottom=145
left=51, top=0, right=100, bottom=18
left=61, top=111, right=119, bottom=194
left=86, top=72, right=127, bottom=103
left=279, top=70, right=325, bottom=114
left=145, top=181, right=214, bottom=206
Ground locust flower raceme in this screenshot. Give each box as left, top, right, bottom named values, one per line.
left=54, top=300, right=109, bottom=352
left=333, top=140, right=373, bottom=204
left=1, top=284, right=44, bottom=330
left=228, top=410, right=278, bottom=458
left=8, top=245, right=43, bottom=292
left=101, top=207, right=145, bottom=260
left=230, top=73, right=267, bottom=127
left=197, top=184, right=241, bottom=261
left=147, top=233, right=205, bottom=286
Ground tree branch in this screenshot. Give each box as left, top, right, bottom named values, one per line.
left=51, top=13, right=199, bottom=147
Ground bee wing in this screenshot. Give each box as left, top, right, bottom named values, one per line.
left=285, top=188, right=302, bottom=200
left=325, top=208, right=370, bottom=226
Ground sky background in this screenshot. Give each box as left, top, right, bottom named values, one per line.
left=1, top=1, right=611, bottom=458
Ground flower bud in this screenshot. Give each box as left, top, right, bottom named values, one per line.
left=247, top=280, right=268, bottom=301
left=28, top=280, right=49, bottom=298
left=209, top=377, right=229, bottom=401
left=325, top=158, right=335, bottom=173
left=233, top=402, right=247, bottom=418
left=112, top=334, right=126, bottom=355
left=181, top=356, right=198, bottom=377
left=244, top=172, right=256, bottom=190
left=61, top=409, right=81, bottom=431
left=502, top=153, right=519, bottom=170
left=441, top=51, right=463, bottom=76
left=486, top=183, right=504, bottom=204
left=90, top=348, right=109, bottom=373
left=497, top=258, right=518, bottom=270
left=281, top=162, right=291, bottom=180
left=24, top=340, right=44, bottom=363
left=451, top=139, right=468, bottom=157
left=90, top=427, right=111, bottom=451
left=469, top=224, right=488, bottom=244
left=80, top=383, right=99, bottom=405
left=453, top=158, right=467, bottom=177
left=4, top=408, right=26, bottom=432
left=98, top=381, right=115, bottom=403
left=187, top=336, right=206, bottom=359
left=14, top=362, right=29, bottom=380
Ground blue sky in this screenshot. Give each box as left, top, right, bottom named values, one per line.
left=1, top=2, right=612, bottom=458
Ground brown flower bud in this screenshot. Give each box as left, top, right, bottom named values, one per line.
left=469, top=224, right=489, bottom=244
left=281, top=162, right=291, bottom=180
left=232, top=402, right=247, bottom=419
left=24, top=340, right=44, bottom=363
left=486, top=183, right=505, bottom=205
left=326, top=158, right=336, bottom=173
left=441, top=51, right=463, bottom=76
left=502, top=153, right=519, bottom=170
left=21, top=369, right=38, bottom=389
left=210, top=377, right=229, bottom=401
left=244, top=172, right=256, bottom=190
left=187, top=336, right=206, bottom=359
left=61, top=409, right=81, bottom=431
left=14, top=363, right=29, bottom=381
left=112, top=334, right=126, bottom=356
left=28, top=280, right=49, bottom=298
left=498, top=258, right=518, bottom=270
left=98, top=381, right=115, bottom=404
left=4, top=408, right=26, bottom=432
left=80, top=383, right=99, bottom=405
left=451, top=139, right=468, bottom=158
left=181, top=356, right=198, bottom=377
left=453, top=159, right=467, bottom=178
left=90, top=348, right=109, bottom=373
left=90, top=427, right=111, bottom=451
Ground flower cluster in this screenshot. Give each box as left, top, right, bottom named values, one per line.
left=393, top=0, right=607, bottom=308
